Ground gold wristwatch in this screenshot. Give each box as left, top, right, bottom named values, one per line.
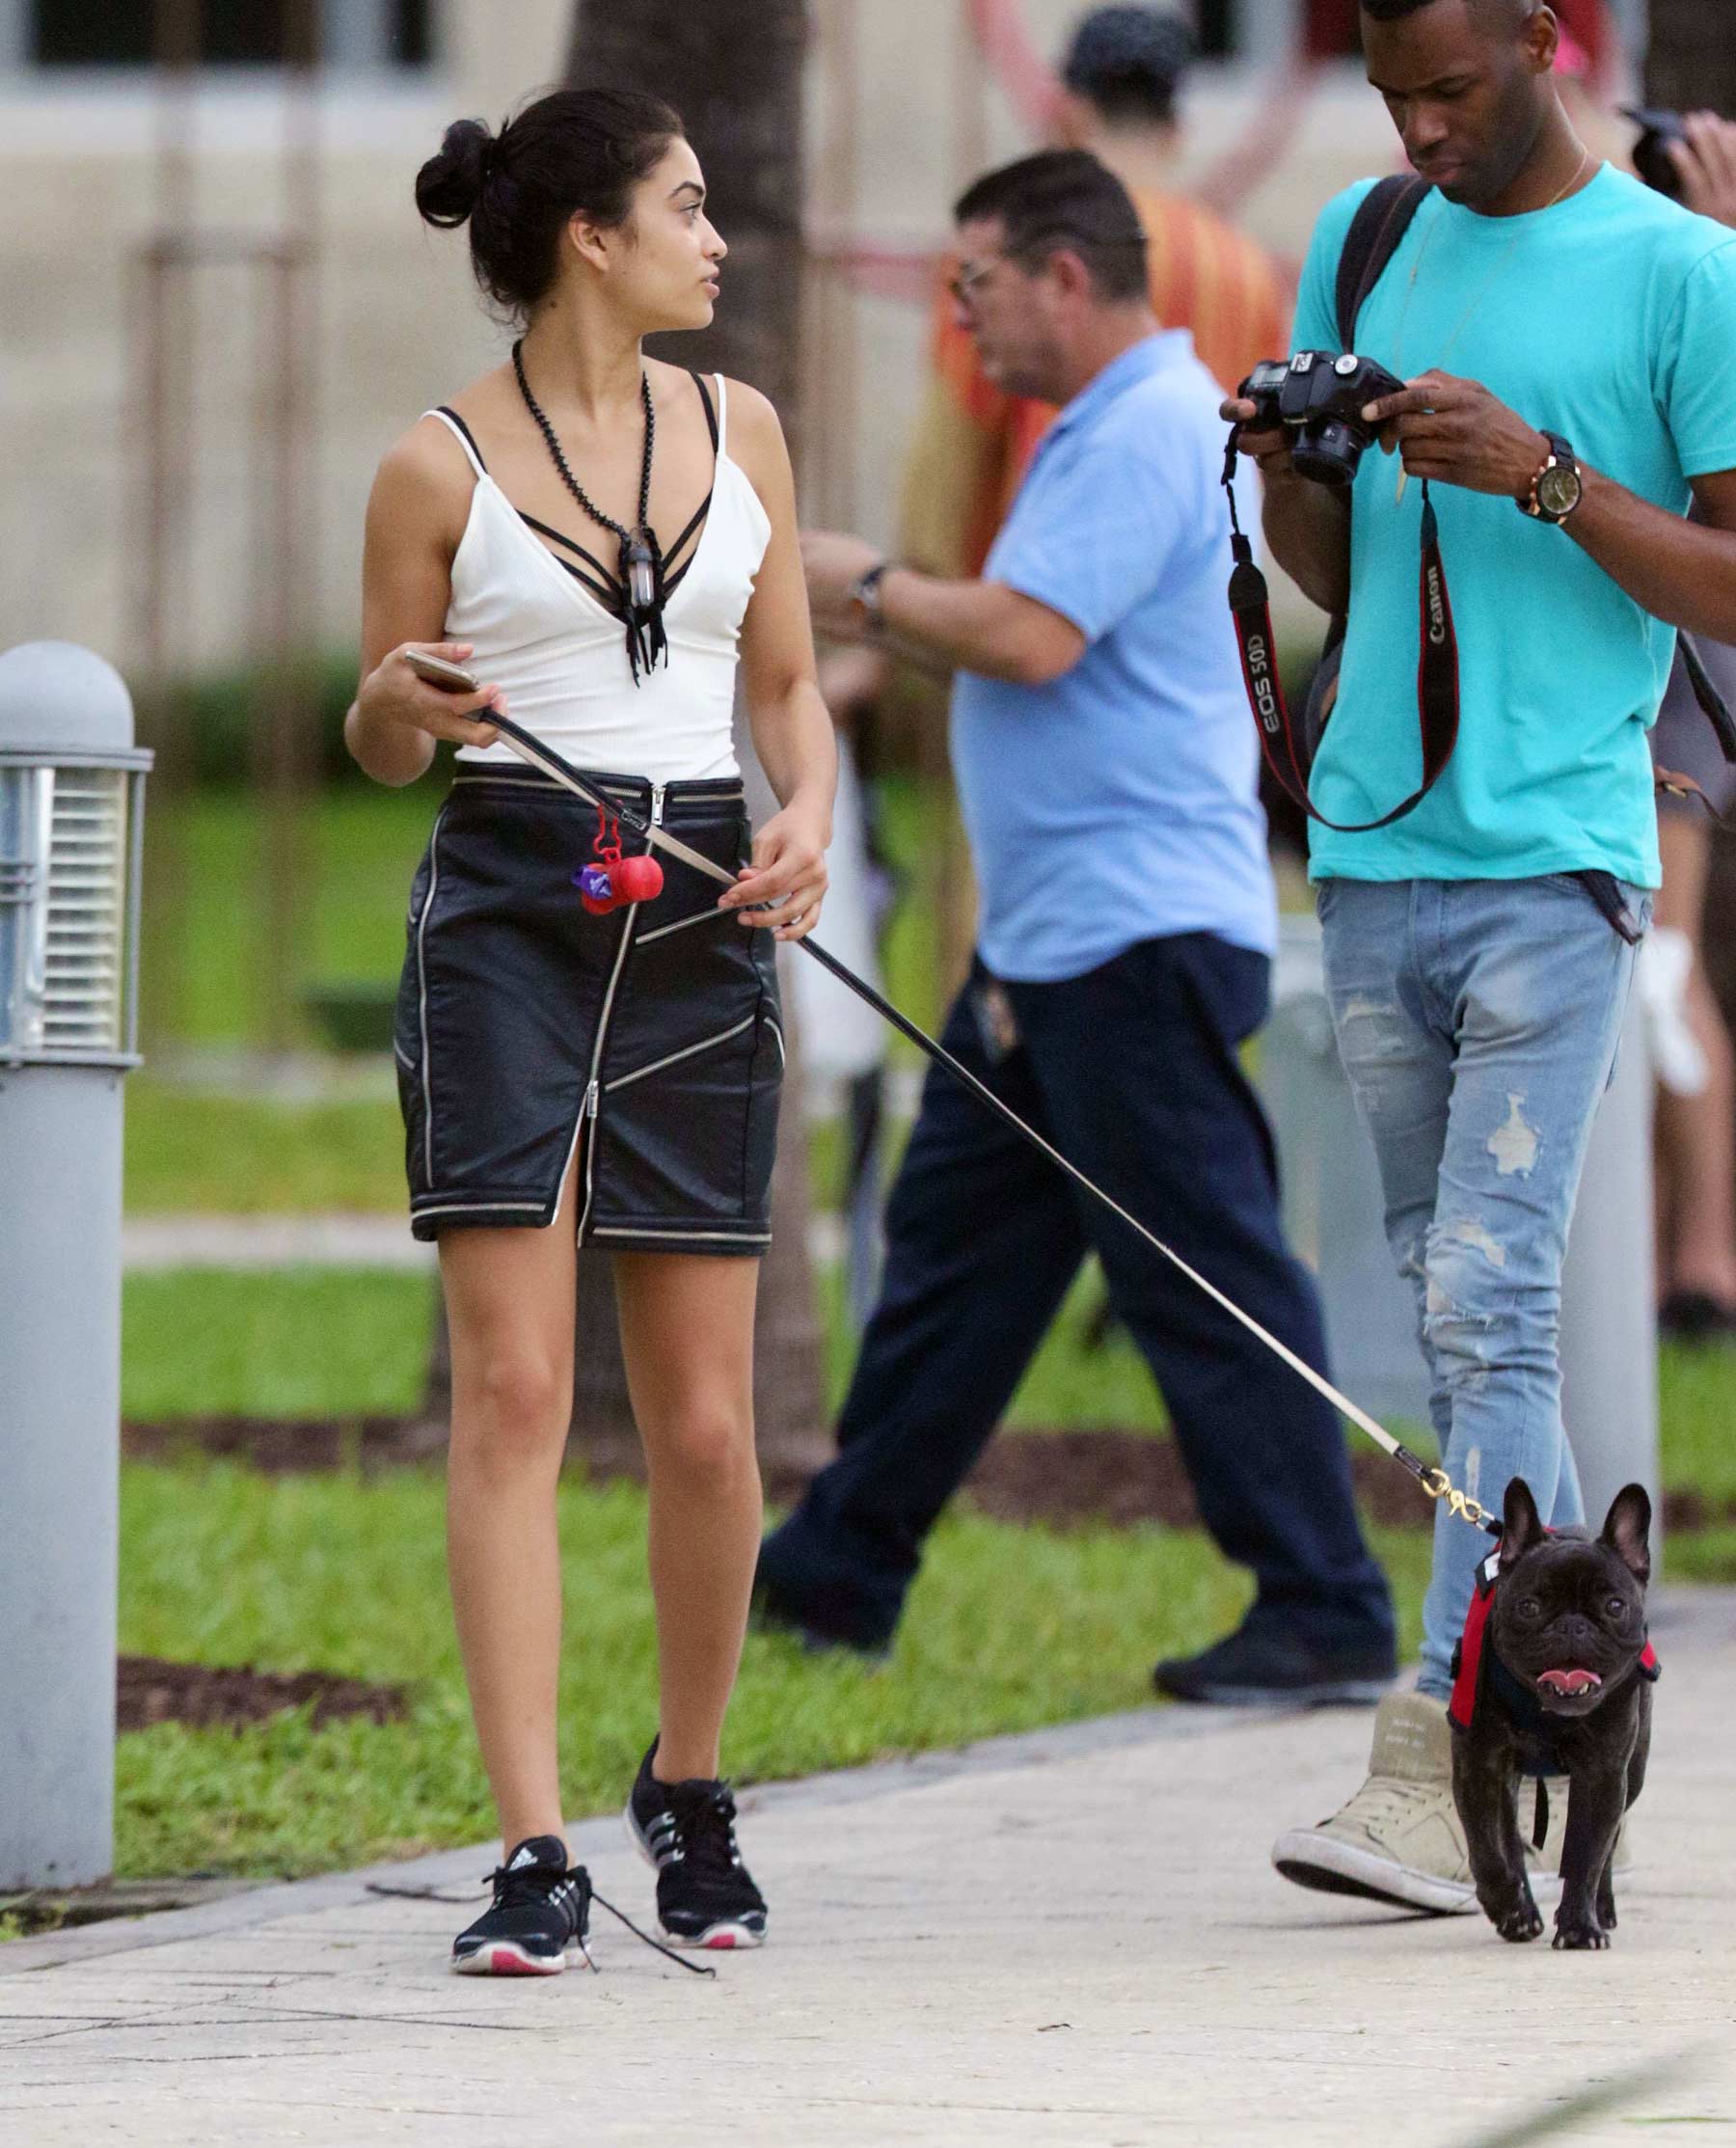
left=1522, top=432, right=1583, bottom=526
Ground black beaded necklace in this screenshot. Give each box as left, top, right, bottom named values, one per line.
left=511, top=338, right=667, bottom=684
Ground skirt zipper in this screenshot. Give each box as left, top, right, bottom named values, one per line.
left=576, top=781, right=665, bottom=1242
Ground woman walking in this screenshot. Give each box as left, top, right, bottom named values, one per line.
left=345, top=88, right=835, bottom=1973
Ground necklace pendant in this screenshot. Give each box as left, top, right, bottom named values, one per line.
left=626, top=534, right=656, bottom=613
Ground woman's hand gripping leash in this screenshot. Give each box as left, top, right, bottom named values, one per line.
left=480, top=706, right=1499, bottom=1540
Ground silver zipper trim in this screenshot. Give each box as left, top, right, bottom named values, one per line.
left=451, top=774, right=648, bottom=799
left=415, top=804, right=450, bottom=1188
left=764, top=1015, right=785, bottom=1071
left=412, top=1198, right=548, bottom=1220
left=604, top=1015, right=753, bottom=1096
left=450, top=772, right=744, bottom=804
left=591, top=1226, right=772, bottom=1243
left=576, top=782, right=664, bottom=1242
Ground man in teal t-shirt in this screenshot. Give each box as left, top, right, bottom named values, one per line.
left=1230, top=0, right=1736, bottom=1940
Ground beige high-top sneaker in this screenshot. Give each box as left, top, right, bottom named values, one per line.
left=1272, top=1691, right=1477, bottom=1913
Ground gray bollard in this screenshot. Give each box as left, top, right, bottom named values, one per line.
left=0, top=642, right=151, bottom=1889
left=1259, top=913, right=1660, bottom=1548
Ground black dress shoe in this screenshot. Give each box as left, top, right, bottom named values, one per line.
left=1659, top=1289, right=1736, bottom=1345
left=1153, top=1621, right=1396, bottom=1706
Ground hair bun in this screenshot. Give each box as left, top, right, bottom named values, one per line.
left=416, top=117, right=496, bottom=230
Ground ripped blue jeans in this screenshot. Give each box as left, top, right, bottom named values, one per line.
left=1317, top=876, right=1649, bottom=1698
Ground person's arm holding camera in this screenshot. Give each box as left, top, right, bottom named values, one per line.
left=1359, top=367, right=1736, bottom=646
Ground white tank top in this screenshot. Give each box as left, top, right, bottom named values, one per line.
left=425, top=373, right=771, bottom=783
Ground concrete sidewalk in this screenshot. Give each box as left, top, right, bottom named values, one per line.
left=2, top=1595, right=1731, bottom=2148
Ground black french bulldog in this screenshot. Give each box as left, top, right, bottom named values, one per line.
left=1449, top=1476, right=1656, bottom=1951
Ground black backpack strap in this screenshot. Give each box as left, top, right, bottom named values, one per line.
left=1335, top=176, right=1433, bottom=350
left=1679, top=632, right=1736, bottom=765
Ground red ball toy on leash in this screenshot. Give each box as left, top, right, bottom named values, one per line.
left=576, top=853, right=665, bottom=915
left=574, top=801, right=665, bottom=915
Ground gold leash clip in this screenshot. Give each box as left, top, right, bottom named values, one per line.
left=1421, top=1466, right=1495, bottom=1533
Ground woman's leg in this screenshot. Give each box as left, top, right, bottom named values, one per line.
left=612, top=1252, right=762, bottom=1782
left=439, top=1160, right=581, bottom=1858
left=1654, top=812, right=1736, bottom=1308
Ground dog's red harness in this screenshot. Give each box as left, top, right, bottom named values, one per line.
left=1449, top=1546, right=1660, bottom=1761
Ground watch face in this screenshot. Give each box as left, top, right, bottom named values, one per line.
left=1538, top=462, right=1583, bottom=519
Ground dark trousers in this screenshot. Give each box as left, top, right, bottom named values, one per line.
left=759, top=934, right=1396, bottom=1656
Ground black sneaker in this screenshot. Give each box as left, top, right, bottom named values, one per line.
left=1153, top=1621, right=1396, bottom=1706
left=624, top=1744, right=768, bottom=1949
left=451, top=1835, right=592, bottom=1976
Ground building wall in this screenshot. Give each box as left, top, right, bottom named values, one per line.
left=0, top=0, right=1642, bottom=679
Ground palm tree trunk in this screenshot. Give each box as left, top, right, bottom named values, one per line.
left=562, top=0, right=827, bottom=1476
left=562, top=1, right=809, bottom=415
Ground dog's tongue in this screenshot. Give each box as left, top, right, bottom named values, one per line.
left=1537, top=1667, right=1602, bottom=1697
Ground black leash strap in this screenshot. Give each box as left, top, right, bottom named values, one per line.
left=479, top=711, right=1498, bottom=1536
left=1223, top=437, right=1460, bottom=831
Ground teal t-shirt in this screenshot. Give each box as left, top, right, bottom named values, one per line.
left=1293, top=165, right=1736, bottom=886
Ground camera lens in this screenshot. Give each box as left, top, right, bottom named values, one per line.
left=1291, top=418, right=1363, bottom=488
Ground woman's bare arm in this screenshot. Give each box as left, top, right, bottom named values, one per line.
left=725, top=382, right=837, bottom=941
left=345, top=422, right=504, bottom=787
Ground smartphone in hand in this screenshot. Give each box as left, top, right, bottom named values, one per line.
left=404, top=649, right=481, bottom=693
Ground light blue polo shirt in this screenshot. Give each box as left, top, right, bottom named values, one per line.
left=950, top=331, right=1277, bottom=984
left=1293, top=167, right=1736, bottom=887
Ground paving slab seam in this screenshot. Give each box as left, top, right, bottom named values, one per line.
left=0, top=1699, right=1309, bottom=1977
left=5, top=1586, right=1726, bottom=1987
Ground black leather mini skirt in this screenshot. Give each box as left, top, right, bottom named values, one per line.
left=393, top=763, right=783, bottom=1255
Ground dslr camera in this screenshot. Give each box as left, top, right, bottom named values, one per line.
left=1238, top=350, right=1406, bottom=488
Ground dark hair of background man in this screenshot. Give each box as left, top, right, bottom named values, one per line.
left=1359, top=0, right=1530, bottom=25
left=953, top=149, right=1151, bottom=304
left=1060, top=5, right=1196, bottom=129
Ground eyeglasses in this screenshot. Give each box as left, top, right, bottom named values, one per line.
left=947, top=256, right=1007, bottom=306
left=948, top=231, right=1149, bottom=307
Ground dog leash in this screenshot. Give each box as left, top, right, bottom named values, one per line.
left=482, top=709, right=1500, bottom=1539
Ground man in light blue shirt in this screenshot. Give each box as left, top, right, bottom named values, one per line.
left=1231, top=0, right=1736, bottom=1935
left=955, top=328, right=1277, bottom=980
left=763, top=150, right=1397, bottom=1699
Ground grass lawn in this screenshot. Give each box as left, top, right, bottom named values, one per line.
left=124, top=1261, right=1736, bottom=1495
left=105, top=1455, right=1434, bottom=1883
left=149, top=789, right=432, bottom=1047
left=121, top=1264, right=1167, bottom=1437
left=126, top=1082, right=406, bottom=1215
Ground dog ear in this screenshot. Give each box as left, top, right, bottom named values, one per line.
left=1501, top=1477, right=1546, bottom=1561
left=1601, top=1483, right=1652, bottom=1584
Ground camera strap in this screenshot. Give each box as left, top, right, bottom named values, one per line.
left=1223, top=442, right=1460, bottom=831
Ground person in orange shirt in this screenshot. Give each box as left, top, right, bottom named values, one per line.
left=903, top=6, right=1291, bottom=582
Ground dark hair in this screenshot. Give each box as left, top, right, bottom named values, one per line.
left=954, top=150, right=1149, bottom=303
left=1360, top=0, right=1528, bottom=22
left=415, top=87, right=684, bottom=317
left=1061, top=7, right=1194, bottom=128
